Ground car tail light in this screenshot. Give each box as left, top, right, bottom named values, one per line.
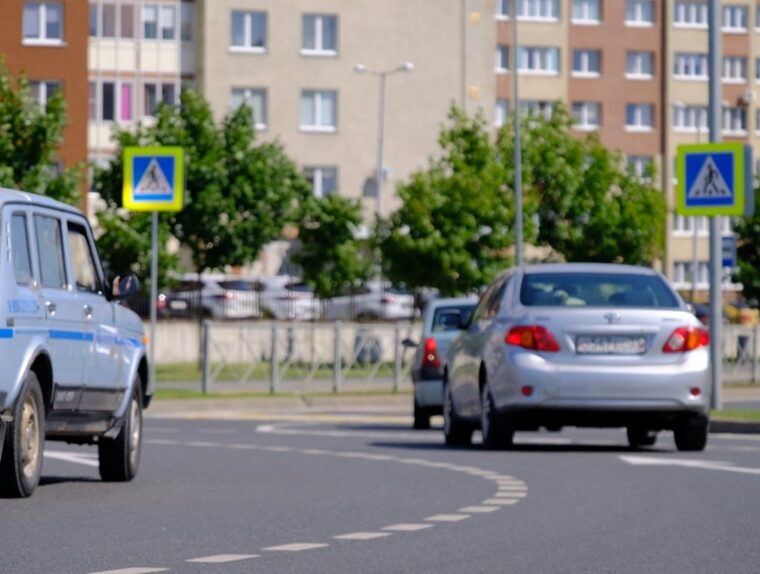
left=662, top=327, right=710, bottom=353
left=421, top=337, right=441, bottom=369
left=506, top=326, right=560, bottom=352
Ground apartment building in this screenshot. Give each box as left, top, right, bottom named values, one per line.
left=0, top=0, right=89, bottom=211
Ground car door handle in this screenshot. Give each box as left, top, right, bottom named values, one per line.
left=83, top=304, right=93, bottom=318
left=45, top=301, right=56, bottom=314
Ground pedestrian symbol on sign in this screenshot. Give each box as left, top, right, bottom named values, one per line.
left=687, top=156, right=731, bottom=200
left=135, top=158, right=172, bottom=196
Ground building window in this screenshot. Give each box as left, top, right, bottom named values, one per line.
left=230, top=10, right=267, bottom=51
left=517, top=46, right=560, bottom=75
left=518, top=0, right=559, bottom=20
left=496, top=0, right=510, bottom=19
left=626, top=0, right=653, bottom=26
left=181, top=3, right=194, bottom=42
left=304, top=167, right=338, bottom=198
left=723, top=5, right=748, bottom=32
left=230, top=88, right=267, bottom=130
left=626, top=104, right=654, bottom=131
left=302, top=14, right=338, bottom=55
left=142, top=81, right=177, bottom=117
left=675, top=1, right=708, bottom=27
left=627, top=156, right=653, bottom=180
left=723, top=56, right=747, bottom=83
left=121, top=3, right=134, bottom=38
left=673, top=261, right=709, bottom=287
left=159, top=5, right=176, bottom=40
left=626, top=51, right=654, bottom=79
left=495, top=99, right=509, bottom=127
left=88, top=81, right=97, bottom=120
left=673, top=104, right=707, bottom=133
left=142, top=5, right=157, bottom=39
left=90, top=2, right=135, bottom=38
left=572, top=0, right=600, bottom=24
left=755, top=109, right=760, bottom=133
left=572, top=49, right=601, bottom=77
left=572, top=102, right=600, bottom=130
left=674, top=214, right=709, bottom=234
left=28, top=80, right=61, bottom=110
left=521, top=100, right=555, bottom=120
left=673, top=53, right=708, bottom=80
left=300, top=90, right=337, bottom=132
left=101, top=81, right=116, bottom=121
left=495, top=45, right=510, bottom=73
left=722, top=106, right=747, bottom=135
left=23, top=2, right=64, bottom=43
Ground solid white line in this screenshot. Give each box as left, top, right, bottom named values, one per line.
left=86, top=568, right=169, bottom=574
left=186, top=554, right=258, bottom=564
left=262, top=543, right=329, bottom=552
left=44, top=451, right=99, bottom=468
left=334, top=532, right=393, bottom=541
left=459, top=506, right=500, bottom=513
left=145, top=439, right=180, bottom=446
left=482, top=498, right=519, bottom=505
left=619, top=455, right=760, bottom=476
left=262, top=446, right=294, bottom=452
left=382, top=523, right=434, bottom=532
left=426, top=514, right=470, bottom=522
left=184, top=441, right=219, bottom=447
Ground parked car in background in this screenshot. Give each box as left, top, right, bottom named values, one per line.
left=405, top=297, right=477, bottom=429
left=163, top=275, right=258, bottom=319
left=253, top=276, right=318, bottom=320
left=322, top=281, right=416, bottom=321
left=444, top=264, right=711, bottom=452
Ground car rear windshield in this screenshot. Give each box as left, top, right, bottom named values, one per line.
left=218, top=280, right=254, bottom=291
left=431, top=304, right=476, bottom=332
left=520, top=272, right=680, bottom=308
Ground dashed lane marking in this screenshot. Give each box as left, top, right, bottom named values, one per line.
left=184, top=441, right=218, bottom=447
left=262, top=543, right=330, bottom=552
left=186, top=554, right=259, bottom=564
left=459, top=506, right=500, bottom=513
left=426, top=514, right=470, bottom=522
left=86, top=568, right=169, bottom=574
left=483, top=498, right=520, bottom=505
left=494, top=492, right=528, bottom=498
left=145, top=439, right=180, bottom=446
left=382, top=523, right=434, bottom=532
left=334, top=532, right=394, bottom=541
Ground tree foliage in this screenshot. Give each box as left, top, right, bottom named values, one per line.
left=0, top=59, right=82, bottom=204
left=378, top=107, right=515, bottom=296
left=294, top=195, right=372, bottom=298
left=734, top=186, right=760, bottom=303
left=92, top=90, right=309, bottom=278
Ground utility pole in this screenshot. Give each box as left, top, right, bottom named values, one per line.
left=512, top=0, right=523, bottom=267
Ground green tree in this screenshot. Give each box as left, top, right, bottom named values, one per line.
left=733, top=186, right=760, bottom=303
left=378, top=107, right=515, bottom=295
left=93, top=89, right=309, bottom=278
left=0, top=59, right=82, bottom=204
left=294, top=195, right=372, bottom=298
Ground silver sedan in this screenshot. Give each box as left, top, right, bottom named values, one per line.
left=443, top=263, right=710, bottom=451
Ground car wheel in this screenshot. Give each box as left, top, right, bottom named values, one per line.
left=443, top=383, right=472, bottom=446
left=480, top=383, right=513, bottom=450
left=99, top=382, right=143, bottom=482
left=0, top=372, right=45, bottom=498
left=673, top=415, right=708, bottom=452
left=626, top=426, right=657, bottom=449
left=413, top=400, right=431, bottom=430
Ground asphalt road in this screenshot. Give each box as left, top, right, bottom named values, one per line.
left=2, top=403, right=760, bottom=574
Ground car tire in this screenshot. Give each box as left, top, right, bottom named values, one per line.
left=413, top=400, right=431, bottom=430
left=626, top=426, right=657, bottom=449
left=673, top=415, right=708, bottom=452
left=0, top=372, right=45, bottom=498
left=480, top=383, right=514, bottom=450
left=443, top=382, right=472, bottom=447
left=99, top=382, right=143, bottom=482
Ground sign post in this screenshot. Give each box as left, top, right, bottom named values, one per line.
left=676, top=141, right=752, bottom=411
left=122, top=147, right=184, bottom=389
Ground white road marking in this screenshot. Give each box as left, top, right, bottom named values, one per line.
left=44, top=450, right=99, bottom=468
left=263, top=543, right=329, bottom=552
left=227, top=443, right=261, bottom=450
left=382, top=523, right=434, bottom=532
left=186, top=554, right=258, bottom=564
left=711, top=433, right=760, bottom=442
left=620, top=455, right=760, bottom=476
left=86, top=568, right=169, bottom=574
left=145, top=439, right=180, bottom=446
left=426, top=514, right=470, bottom=522
left=482, top=498, right=520, bottom=505
left=262, top=446, right=293, bottom=452
left=459, top=506, right=500, bottom=513
left=334, top=532, right=393, bottom=541
left=184, top=441, right=219, bottom=447
left=494, top=491, right=527, bottom=498
left=498, top=485, right=529, bottom=491
left=256, top=424, right=275, bottom=432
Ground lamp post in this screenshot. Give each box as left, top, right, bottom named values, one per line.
left=355, top=62, right=414, bottom=216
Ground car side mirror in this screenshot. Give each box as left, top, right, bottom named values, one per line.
left=402, top=338, right=418, bottom=348
left=110, top=273, right=141, bottom=300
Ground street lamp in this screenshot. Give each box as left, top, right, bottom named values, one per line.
left=354, top=61, right=414, bottom=216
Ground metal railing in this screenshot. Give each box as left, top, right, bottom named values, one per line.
left=723, top=324, right=760, bottom=384
left=200, top=320, right=421, bottom=393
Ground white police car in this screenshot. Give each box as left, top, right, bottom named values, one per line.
left=0, top=188, right=150, bottom=498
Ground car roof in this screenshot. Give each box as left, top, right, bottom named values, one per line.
left=521, top=263, right=658, bottom=276
left=427, top=297, right=478, bottom=309
left=0, top=187, right=81, bottom=215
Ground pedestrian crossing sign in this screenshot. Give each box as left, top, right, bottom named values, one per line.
left=676, top=143, right=751, bottom=216
left=122, top=147, right=184, bottom=212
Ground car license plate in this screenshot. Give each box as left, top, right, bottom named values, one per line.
left=169, top=300, right=188, bottom=310
left=576, top=335, right=646, bottom=355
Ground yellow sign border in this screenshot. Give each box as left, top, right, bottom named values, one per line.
left=122, top=146, right=184, bottom=212
left=675, top=142, right=745, bottom=216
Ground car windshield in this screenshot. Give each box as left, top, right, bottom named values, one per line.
left=218, top=280, right=254, bottom=291
left=520, top=272, right=679, bottom=308
left=431, top=304, right=475, bottom=332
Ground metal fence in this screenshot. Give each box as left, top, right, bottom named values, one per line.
left=200, top=320, right=421, bottom=393
left=723, top=324, right=760, bottom=384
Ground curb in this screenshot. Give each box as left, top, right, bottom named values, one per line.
left=710, top=420, right=760, bottom=434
